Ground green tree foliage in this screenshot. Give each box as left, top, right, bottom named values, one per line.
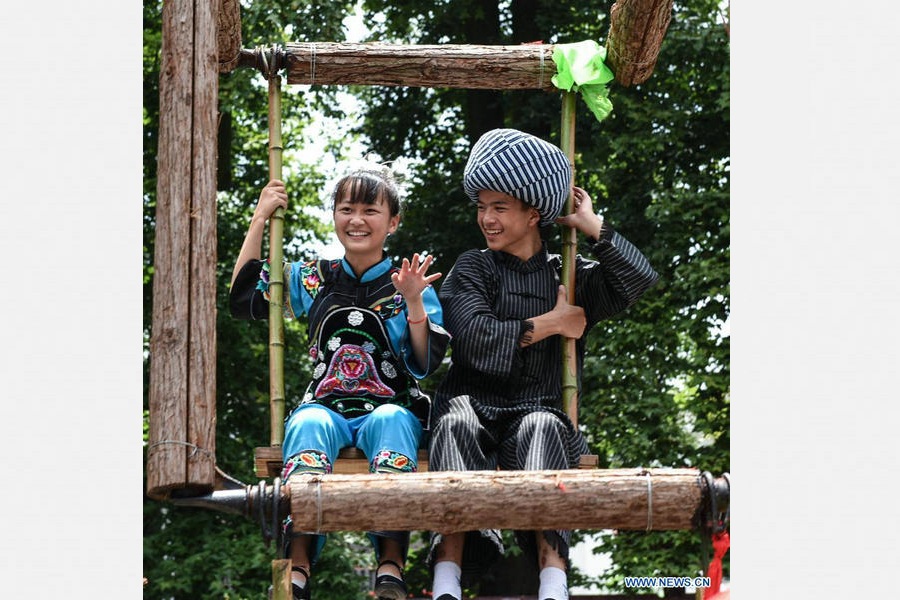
left=144, top=0, right=728, bottom=596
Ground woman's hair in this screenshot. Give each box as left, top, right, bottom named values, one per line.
left=330, top=167, right=402, bottom=217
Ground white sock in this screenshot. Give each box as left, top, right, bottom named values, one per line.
left=538, top=566, right=568, bottom=600
left=432, top=560, right=462, bottom=600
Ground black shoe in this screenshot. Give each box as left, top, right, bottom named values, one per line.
left=291, top=566, right=310, bottom=600
left=374, top=559, right=407, bottom=600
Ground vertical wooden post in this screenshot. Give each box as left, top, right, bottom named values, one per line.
left=147, top=0, right=218, bottom=499
left=187, top=0, right=219, bottom=492
left=559, top=91, right=578, bottom=428
left=267, top=66, right=286, bottom=446
left=271, top=559, right=292, bottom=600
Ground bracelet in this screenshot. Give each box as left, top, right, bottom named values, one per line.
left=407, top=314, right=428, bottom=325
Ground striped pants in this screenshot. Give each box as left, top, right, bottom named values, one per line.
left=427, top=395, right=584, bottom=581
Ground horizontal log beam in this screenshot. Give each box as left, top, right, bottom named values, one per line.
left=280, top=43, right=558, bottom=90
left=289, top=468, right=709, bottom=534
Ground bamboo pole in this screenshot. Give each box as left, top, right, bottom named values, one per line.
left=559, top=92, right=579, bottom=428
left=288, top=468, right=705, bottom=533
left=267, top=67, right=286, bottom=446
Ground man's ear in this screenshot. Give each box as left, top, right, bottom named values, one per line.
left=528, top=208, right=540, bottom=226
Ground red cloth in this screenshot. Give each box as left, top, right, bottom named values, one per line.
left=704, top=531, right=730, bottom=599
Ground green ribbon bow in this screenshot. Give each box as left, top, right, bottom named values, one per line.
left=551, top=40, right=615, bottom=123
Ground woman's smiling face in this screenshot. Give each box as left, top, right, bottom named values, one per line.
left=333, top=192, right=399, bottom=262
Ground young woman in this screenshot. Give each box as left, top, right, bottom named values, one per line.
left=230, top=168, right=450, bottom=600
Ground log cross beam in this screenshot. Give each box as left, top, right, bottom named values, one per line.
left=171, top=469, right=730, bottom=545
left=235, top=42, right=558, bottom=91
left=287, top=468, right=728, bottom=534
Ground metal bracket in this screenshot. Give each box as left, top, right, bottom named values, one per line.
left=238, top=44, right=286, bottom=79
left=697, top=471, right=730, bottom=535
left=169, top=477, right=289, bottom=549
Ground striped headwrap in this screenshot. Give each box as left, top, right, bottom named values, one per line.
left=463, top=128, right=572, bottom=226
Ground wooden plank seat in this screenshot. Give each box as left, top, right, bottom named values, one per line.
left=254, top=446, right=430, bottom=478
left=255, top=445, right=597, bottom=479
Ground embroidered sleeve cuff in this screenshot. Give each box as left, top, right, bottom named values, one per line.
left=256, top=260, right=272, bottom=300
left=254, top=259, right=296, bottom=320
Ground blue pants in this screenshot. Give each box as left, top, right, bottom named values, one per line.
left=281, top=403, right=422, bottom=563
left=283, top=403, right=422, bottom=468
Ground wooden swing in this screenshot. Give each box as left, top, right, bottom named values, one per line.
left=248, top=52, right=597, bottom=479
left=221, top=3, right=677, bottom=481
left=241, top=25, right=675, bottom=478
left=147, top=1, right=731, bottom=598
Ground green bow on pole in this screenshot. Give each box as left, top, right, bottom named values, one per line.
left=552, top=40, right=615, bottom=123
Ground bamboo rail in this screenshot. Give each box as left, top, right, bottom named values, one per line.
left=559, top=92, right=579, bottom=427
left=266, top=63, right=286, bottom=446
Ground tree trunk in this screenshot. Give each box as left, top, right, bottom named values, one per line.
left=463, top=0, right=504, bottom=146
left=216, top=109, right=233, bottom=190
left=606, top=0, right=675, bottom=86
left=280, top=43, right=558, bottom=90
left=288, top=468, right=705, bottom=533
left=511, top=0, right=540, bottom=45
left=147, top=0, right=219, bottom=500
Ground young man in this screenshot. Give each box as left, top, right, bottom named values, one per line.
left=427, top=129, right=659, bottom=600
